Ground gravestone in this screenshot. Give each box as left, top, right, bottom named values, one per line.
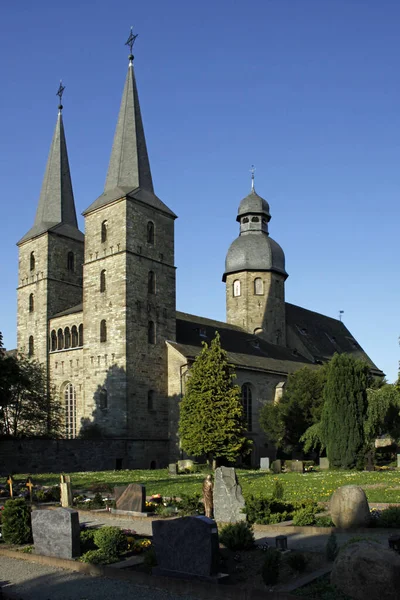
left=319, top=457, right=330, bottom=470
left=213, top=466, right=245, bottom=523
left=397, top=454, right=400, bottom=469
left=177, top=459, right=194, bottom=472
left=152, top=516, right=221, bottom=581
left=330, top=485, right=370, bottom=529
left=271, top=459, right=282, bottom=474
left=60, top=474, right=73, bottom=508
left=291, top=460, right=304, bottom=473
left=114, top=483, right=146, bottom=513
left=260, top=457, right=270, bottom=471
left=31, top=508, right=80, bottom=559
left=168, top=463, right=178, bottom=475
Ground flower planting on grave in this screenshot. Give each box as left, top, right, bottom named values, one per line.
left=79, top=525, right=152, bottom=565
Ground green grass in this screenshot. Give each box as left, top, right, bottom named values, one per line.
left=8, top=468, right=400, bottom=503
left=293, top=573, right=351, bottom=599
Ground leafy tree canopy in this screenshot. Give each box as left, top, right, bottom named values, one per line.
left=179, top=331, right=251, bottom=465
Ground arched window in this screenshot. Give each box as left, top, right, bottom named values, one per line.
left=148, top=271, right=155, bottom=294
left=148, top=320, right=155, bottom=344
left=254, top=277, right=263, bottom=295
left=100, top=319, right=107, bottom=343
left=29, top=293, right=34, bottom=313
left=57, top=328, right=64, bottom=350
left=233, top=279, right=241, bottom=297
left=28, top=336, right=34, bottom=357
left=100, top=270, right=106, bottom=293
left=64, top=327, right=71, bottom=349
left=51, top=330, right=57, bottom=351
left=101, top=220, right=108, bottom=243
left=148, top=390, right=154, bottom=411
left=71, top=325, right=78, bottom=348
left=251, top=216, right=259, bottom=222
left=99, top=388, right=108, bottom=410
left=78, top=324, right=83, bottom=347
left=147, top=221, right=154, bottom=244
left=241, top=383, right=253, bottom=432
left=30, top=252, right=35, bottom=271
left=242, top=217, right=249, bottom=224
left=64, top=383, right=77, bottom=439
left=67, top=251, right=74, bottom=272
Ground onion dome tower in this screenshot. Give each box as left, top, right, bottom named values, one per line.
left=223, top=171, right=288, bottom=345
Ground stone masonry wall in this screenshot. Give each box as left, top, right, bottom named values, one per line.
left=226, top=271, right=286, bottom=345
left=0, top=438, right=170, bottom=475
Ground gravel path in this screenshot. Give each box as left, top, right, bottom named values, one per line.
left=0, top=556, right=197, bottom=600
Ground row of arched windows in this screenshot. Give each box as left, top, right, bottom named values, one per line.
left=100, top=220, right=155, bottom=245
left=50, top=325, right=83, bottom=351
left=233, top=278, right=264, bottom=297
left=29, top=251, right=75, bottom=273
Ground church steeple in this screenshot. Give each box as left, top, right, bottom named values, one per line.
left=18, top=84, right=83, bottom=244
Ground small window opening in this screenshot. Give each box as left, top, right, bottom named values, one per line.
left=199, top=327, right=207, bottom=338
left=28, top=336, right=34, bottom=357
left=148, top=271, right=156, bottom=294
left=233, top=279, right=241, bottom=297
left=78, top=324, right=83, bottom=347
left=251, top=216, right=259, bottom=222
left=71, top=326, right=78, bottom=348
left=51, top=330, right=57, bottom=351
left=241, top=383, right=253, bottom=432
left=99, top=388, right=108, bottom=410
left=57, top=328, right=64, bottom=350
left=148, top=390, right=154, bottom=411
left=100, top=319, right=107, bottom=343
left=64, top=327, right=71, bottom=349
left=242, top=217, right=249, bottom=224
left=100, top=269, right=106, bottom=293
left=115, top=458, right=123, bottom=470
left=254, top=277, right=263, bottom=295
left=67, top=251, right=74, bottom=272
left=30, top=252, right=35, bottom=271
left=148, top=320, right=155, bottom=344
left=101, top=220, right=108, bottom=243
left=29, top=293, right=34, bottom=313
left=147, top=221, right=155, bottom=244
left=150, top=460, right=157, bottom=470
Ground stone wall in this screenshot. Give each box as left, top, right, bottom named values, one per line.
left=0, top=438, right=169, bottom=475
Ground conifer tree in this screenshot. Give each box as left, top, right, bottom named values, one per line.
left=179, top=332, right=250, bottom=466
left=321, top=353, right=371, bottom=469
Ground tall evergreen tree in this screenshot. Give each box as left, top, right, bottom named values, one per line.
left=179, top=332, right=250, bottom=466
left=321, top=353, right=371, bottom=468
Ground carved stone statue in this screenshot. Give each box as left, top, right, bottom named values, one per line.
left=202, top=474, right=214, bottom=518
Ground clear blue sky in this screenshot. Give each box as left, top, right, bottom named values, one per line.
left=1, top=1, right=399, bottom=381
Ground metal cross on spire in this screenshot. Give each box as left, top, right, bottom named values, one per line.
left=56, top=81, right=65, bottom=112
left=250, top=165, right=256, bottom=191
left=125, top=26, right=138, bottom=62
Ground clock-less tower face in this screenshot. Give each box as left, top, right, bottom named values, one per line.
left=223, top=188, right=288, bottom=346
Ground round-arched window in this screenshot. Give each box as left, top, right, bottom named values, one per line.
left=241, top=383, right=252, bottom=432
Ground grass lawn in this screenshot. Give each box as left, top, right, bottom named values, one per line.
left=9, top=468, right=400, bottom=503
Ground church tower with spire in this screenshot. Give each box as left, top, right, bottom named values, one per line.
left=17, top=89, right=84, bottom=365
left=81, top=33, right=177, bottom=438
left=223, top=177, right=288, bottom=345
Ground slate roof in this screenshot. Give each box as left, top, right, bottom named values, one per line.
left=223, top=233, right=287, bottom=281
left=51, top=303, right=83, bottom=319
left=18, top=111, right=83, bottom=245
left=237, top=189, right=270, bottom=221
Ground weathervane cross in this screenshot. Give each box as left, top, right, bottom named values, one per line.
left=125, top=26, right=138, bottom=55
left=56, top=81, right=65, bottom=110
left=250, top=165, right=256, bottom=190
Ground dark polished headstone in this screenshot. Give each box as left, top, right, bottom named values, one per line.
left=152, top=516, right=221, bottom=581
left=31, top=508, right=80, bottom=559
left=114, top=483, right=145, bottom=512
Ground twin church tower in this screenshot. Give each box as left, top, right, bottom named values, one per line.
left=15, top=33, right=301, bottom=467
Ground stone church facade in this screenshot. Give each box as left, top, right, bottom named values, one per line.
left=15, top=46, right=382, bottom=469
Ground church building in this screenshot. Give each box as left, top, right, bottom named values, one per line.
left=16, top=39, right=382, bottom=469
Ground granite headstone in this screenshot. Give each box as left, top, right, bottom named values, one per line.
left=260, top=457, right=270, bottom=471
left=320, top=457, right=330, bottom=470
left=291, top=460, right=304, bottom=473
left=152, top=516, right=219, bottom=580
left=213, top=466, right=245, bottom=523
left=31, top=508, right=80, bottom=559
left=168, top=463, right=178, bottom=475
left=271, top=459, right=282, bottom=474
left=114, top=483, right=146, bottom=513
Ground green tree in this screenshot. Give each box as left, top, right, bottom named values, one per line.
left=179, top=332, right=250, bottom=466
left=259, top=366, right=327, bottom=453
left=0, top=333, right=62, bottom=438
left=321, top=353, right=371, bottom=469
left=365, top=384, right=400, bottom=451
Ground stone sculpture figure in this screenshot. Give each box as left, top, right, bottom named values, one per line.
left=202, top=475, right=214, bottom=518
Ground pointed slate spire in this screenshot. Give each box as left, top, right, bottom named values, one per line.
left=19, top=93, right=83, bottom=244
left=104, top=56, right=154, bottom=194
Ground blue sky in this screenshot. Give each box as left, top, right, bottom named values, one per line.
left=1, top=0, right=399, bottom=381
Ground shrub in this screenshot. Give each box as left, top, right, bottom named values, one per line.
left=286, top=551, right=307, bottom=573
left=219, top=522, right=255, bottom=551
left=261, top=549, right=281, bottom=586
left=177, top=494, right=204, bottom=516
left=271, top=479, right=284, bottom=500
left=2, top=499, right=32, bottom=545
left=143, top=547, right=157, bottom=568
left=326, top=532, right=338, bottom=561
left=376, top=506, right=400, bottom=528
left=244, top=495, right=294, bottom=525
left=80, top=549, right=117, bottom=564
left=91, top=492, right=105, bottom=509
left=292, top=506, right=317, bottom=526
left=315, top=515, right=334, bottom=527
left=80, top=529, right=97, bottom=553
left=93, top=526, right=127, bottom=557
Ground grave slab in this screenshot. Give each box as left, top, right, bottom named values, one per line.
left=31, top=508, right=80, bottom=559
left=260, top=457, right=270, bottom=471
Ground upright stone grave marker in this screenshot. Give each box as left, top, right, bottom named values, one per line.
left=397, top=454, right=400, bottom=469
left=32, top=508, right=80, bottom=559
left=60, top=474, right=73, bottom=508
left=271, top=459, right=282, bottom=474
left=114, top=483, right=146, bottom=515
left=152, top=516, right=222, bottom=581
left=213, top=466, right=245, bottom=523
left=319, top=457, right=330, bottom=470
left=291, top=460, right=304, bottom=473
left=168, top=463, right=178, bottom=475
left=260, top=457, right=270, bottom=471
